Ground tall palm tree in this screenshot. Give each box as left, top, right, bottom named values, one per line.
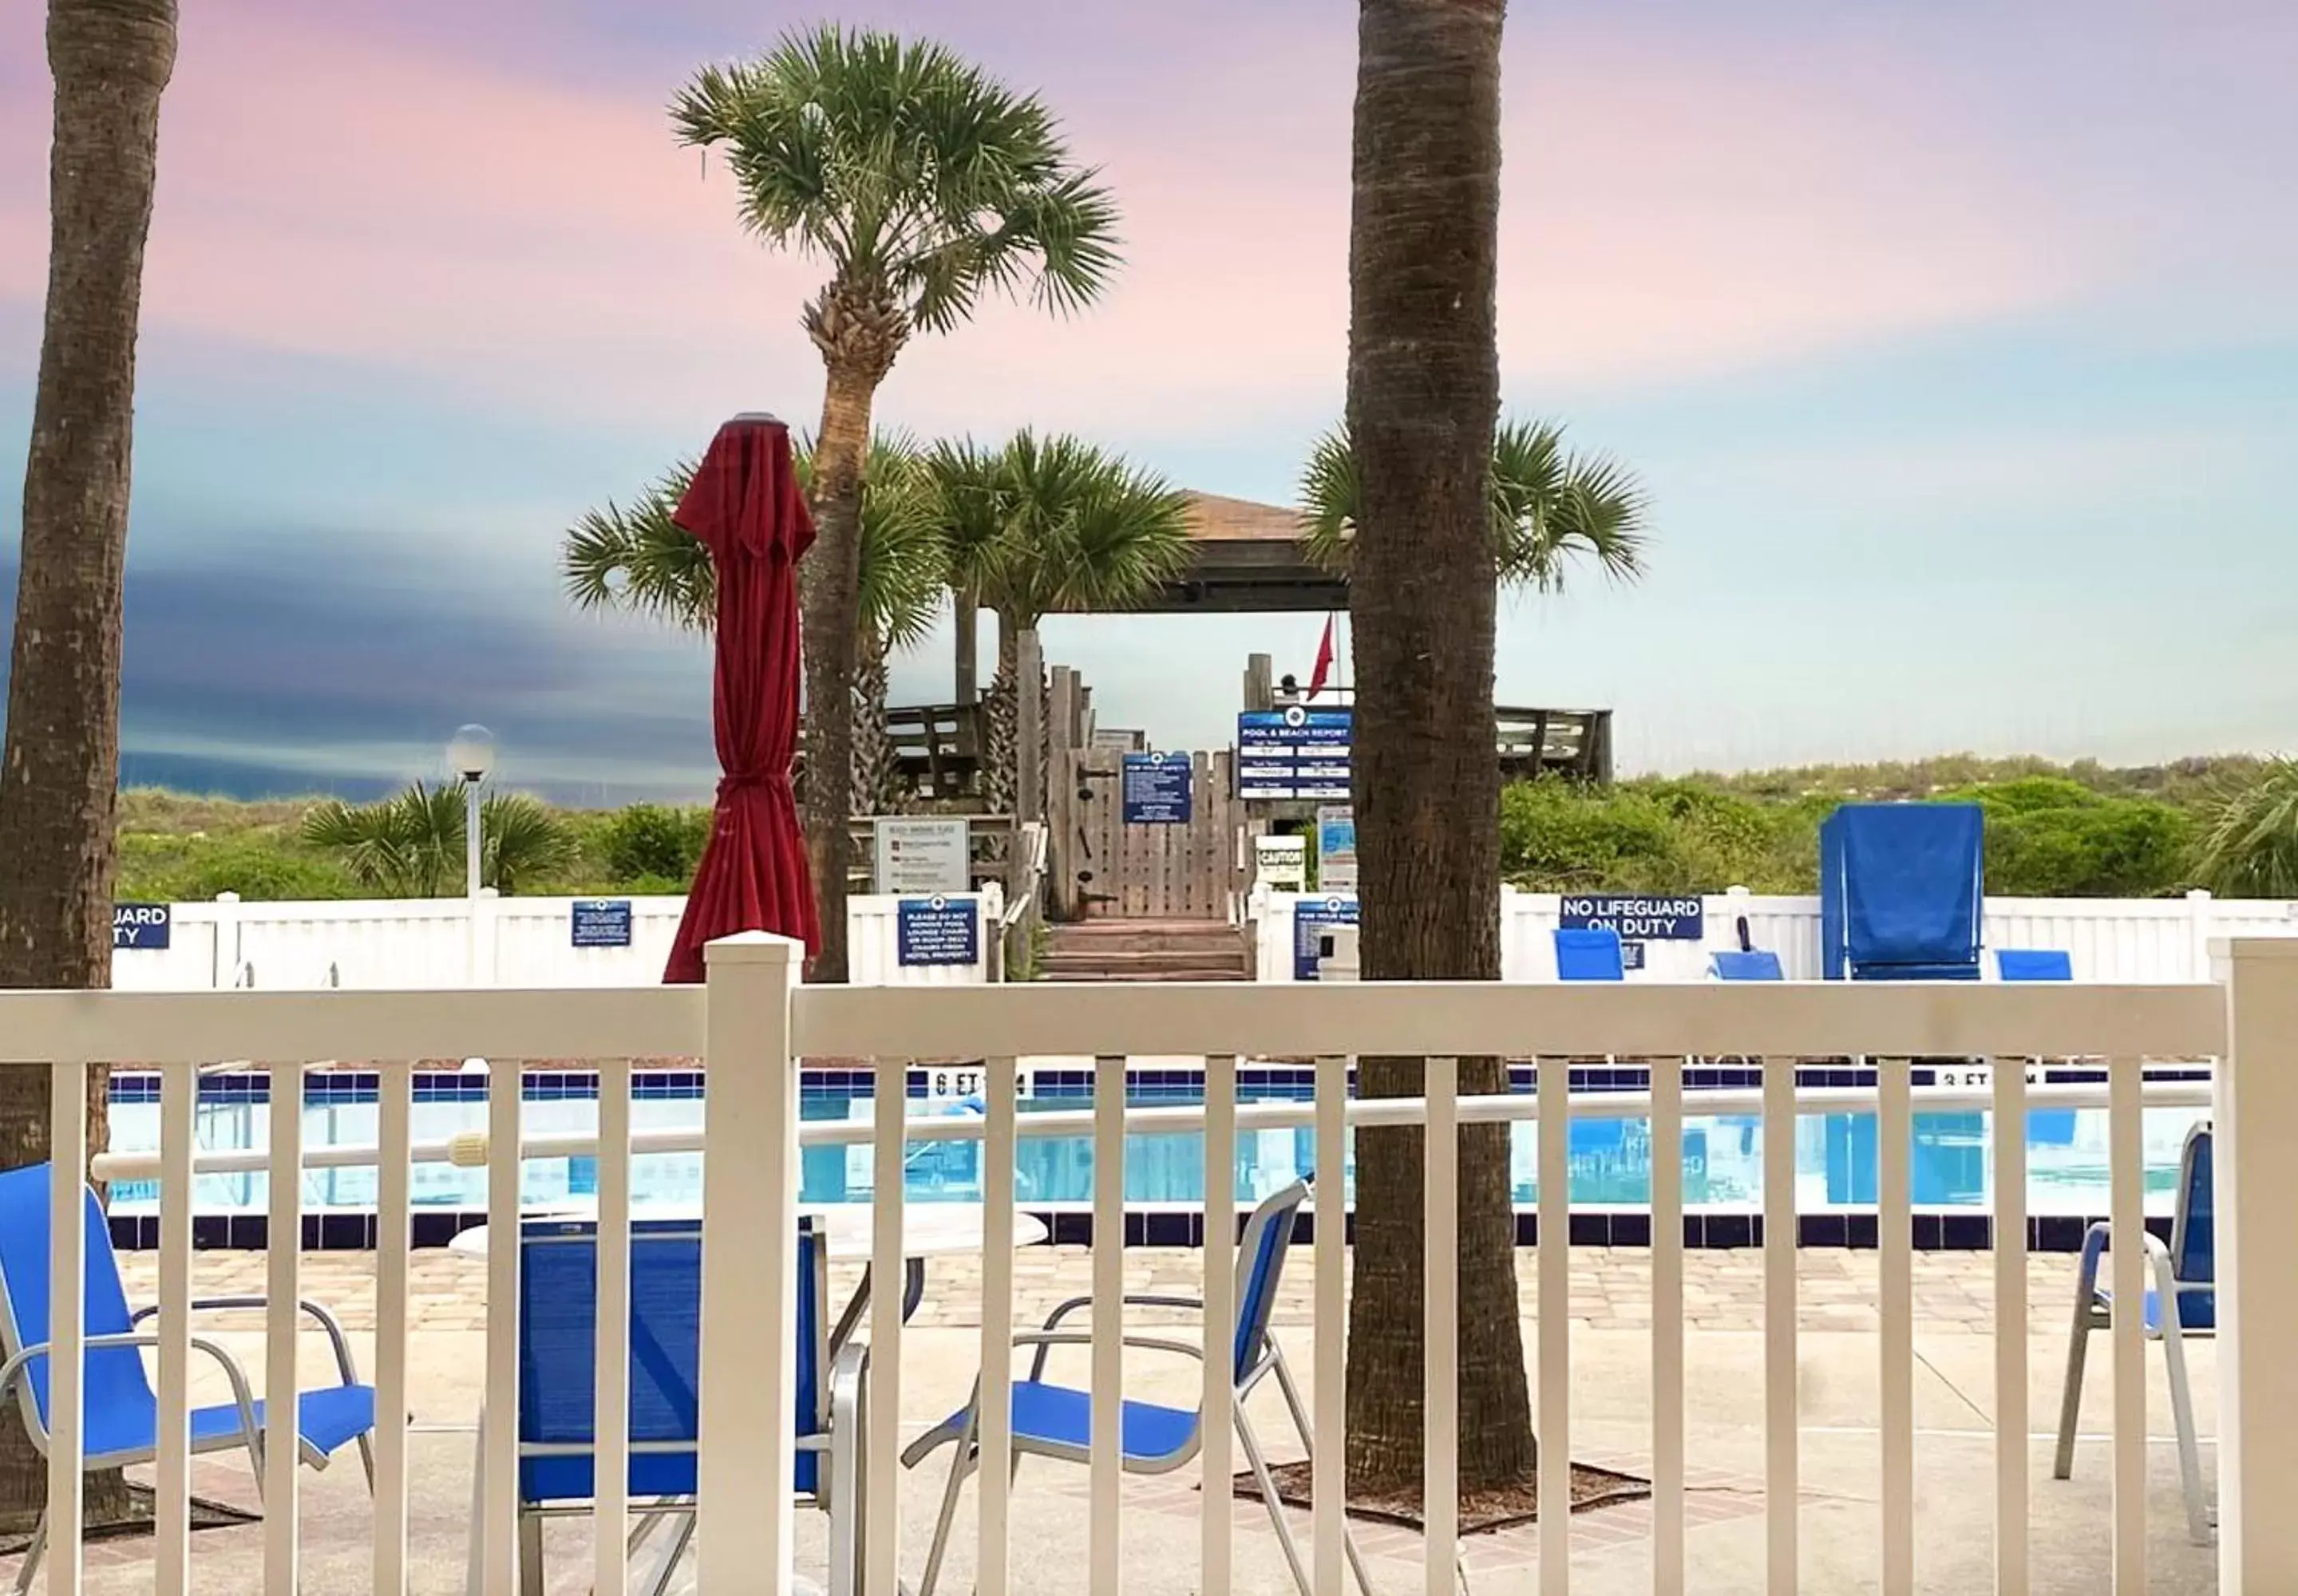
left=301, top=785, right=579, bottom=899
left=1299, top=416, right=1648, bottom=590
left=561, top=435, right=948, bottom=813
left=928, top=432, right=1192, bottom=820
left=0, top=0, right=177, bottom=1532
left=1342, top=0, right=1531, bottom=1497
left=671, top=25, right=1120, bottom=979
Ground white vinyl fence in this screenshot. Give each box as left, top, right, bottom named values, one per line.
left=1251, top=884, right=2298, bottom=983
left=14, top=951, right=2298, bottom=1593
left=106, top=887, right=1005, bottom=992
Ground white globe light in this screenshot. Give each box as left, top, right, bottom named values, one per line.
left=446, top=724, right=496, bottom=783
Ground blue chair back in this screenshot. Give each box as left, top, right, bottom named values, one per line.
left=2173, top=1124, right=2213, bottom=1288
left=1997, top=949, right=2074, bottom=982
left=1820, top=804, right=1984, bottom=979
left=1554, top=927, right=1626, bottom=982
left=516, top=1215, right=827, bottom=1503
left=1232, top=1183, right=1309, bottom=1385
left=0, top=1165, right=153, bottom=1448
left=1711, top=950, right=1783, bottom=982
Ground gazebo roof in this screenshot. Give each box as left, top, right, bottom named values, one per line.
left=1125, top=491, right=1348, bottom=614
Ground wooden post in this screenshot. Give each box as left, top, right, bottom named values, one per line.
left=1016, top=626, right=1046, bottom=828
left=1243, top=653, right=1274, bottom=713
left=1047, top=669, right=1083, bottom=921
left=954, top=596, right=979, bottom=705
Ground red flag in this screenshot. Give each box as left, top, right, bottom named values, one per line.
left=1306, top=614, right=1335, bottom=699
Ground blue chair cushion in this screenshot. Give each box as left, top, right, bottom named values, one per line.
left=92, top=1383, right=376, bottom=1464
left=969, top=1381, right=1200, bottom=1464
left=2093, top=1286, right=2216, bottom=1333
left=522, top=1447, right=822, bottom=1502
left=1997, top=949, right=2074, bottom=982
left=1851, top=962, right=1980, bottom=982
left=521, top=1450, right=702, bottom=1503
left=1711, top=950, right=1783, bottom=982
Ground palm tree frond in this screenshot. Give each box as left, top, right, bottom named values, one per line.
left=2190, top=758, right=2298, bottom=897
left=1296, top=416, right=1651, bottom=592
left=1295, top=425, right=1360, bottom=577
left=671, top=25, right=1121, bottom=337
left=927, top=430, right=1190, bottom=629
left=560, top=460, right=714, bottom=630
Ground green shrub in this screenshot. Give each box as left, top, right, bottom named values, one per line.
left=115, top=831, right=357, bottom=903
left=597, top=804, right=712, bottom=886
left=1497, top=778, right=1811, bottom=894
left=1936, top=779, right=2191, bottom=897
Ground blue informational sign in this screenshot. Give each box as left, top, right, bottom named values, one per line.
left=897, top=895, right=980, bottom=967
left=1121, top=753, right=1193, bottom=824
left=1236, top=705, right=1352, bottom=802
left=113, top=903, right=171, bottom=951
left=572, top=899, right=635, bottom=948
left=1559, top=894, right=1700, bottom=971
left=1293, top=895, right=1359, bottom=981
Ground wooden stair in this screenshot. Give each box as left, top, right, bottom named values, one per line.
left=1040, top=918, right=1254, bottom=982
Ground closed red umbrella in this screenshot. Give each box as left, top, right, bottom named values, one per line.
left=663, top=414, right=819, bottom=982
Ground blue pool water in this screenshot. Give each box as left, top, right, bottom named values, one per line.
left=104, top=1064, right=2207, bottom=1220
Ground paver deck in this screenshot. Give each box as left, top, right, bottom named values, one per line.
left=0, top=1245, right=2213, bottom=1594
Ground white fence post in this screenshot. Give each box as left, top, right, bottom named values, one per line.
left=211, top=891, right=242, bottom=990
left=2188, top=889, right=2215, bottom=982
left=698, top=932, right=805, bottom=1594
left=2215, top=938, right=2298, bottom=1591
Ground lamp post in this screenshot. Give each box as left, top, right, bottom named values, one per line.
left=447, top=725, right=496, bottom=984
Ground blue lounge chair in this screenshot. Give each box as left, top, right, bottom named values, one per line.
left=1710, top=950, right=1784, bottom=981
left=901, top=1180, right=1374, bottom=1596
left=2053, top=1122, right=2213, bottom=1545
left=0, top=1164, right=375, bottom=1594
left=1995, top=949, right=2079, bottom=1144
left=1555, top=926, right=1627, bottom=981
left=1819, top=803, right=1984, bottom=980
left=511, top=1215, right=867, bottom=1596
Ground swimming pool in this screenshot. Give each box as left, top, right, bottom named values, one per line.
left=102, top=1063, right=2207, bottom=1236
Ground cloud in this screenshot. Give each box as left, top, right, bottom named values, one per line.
left=0, top=540, right=721, bottom=801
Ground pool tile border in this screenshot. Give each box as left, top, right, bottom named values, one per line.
left=99, top=1206, right=2173, bottom=1256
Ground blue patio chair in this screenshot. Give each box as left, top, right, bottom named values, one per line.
left=1554, top=926, right=1627, bottom=982
left=0, top=1163, right=375, bottom=1594
left=512, top=1215, right=868, bottom=1596
left=1710, top=950, right=1784, bottom=981
left=2052, top=1121, right=2213, bottom=1546
left=901, top=1179, right=1374, bottom=1596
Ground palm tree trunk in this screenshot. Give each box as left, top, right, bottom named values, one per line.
left=0, top=0, right=177, bottom=1532
left=1342, top=0, right=1530, bottom=1498
left=851, top=633, right=902, bottom=816
left=981, top=614, right=1022, bottom=816
left=800, top=361, right=877, bottom=982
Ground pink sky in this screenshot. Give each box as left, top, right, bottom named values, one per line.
left=2, top=2, right=2242, bottom=438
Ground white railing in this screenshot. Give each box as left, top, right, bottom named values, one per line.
left=108, top=888, right=1004, bottom=992
left=1252, top=884, right=2298, bottom=982
left=9, top=950, right=2298, bottom=1594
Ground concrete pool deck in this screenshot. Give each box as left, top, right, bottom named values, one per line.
left=6, top=1246, right=2219, bottom=1594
